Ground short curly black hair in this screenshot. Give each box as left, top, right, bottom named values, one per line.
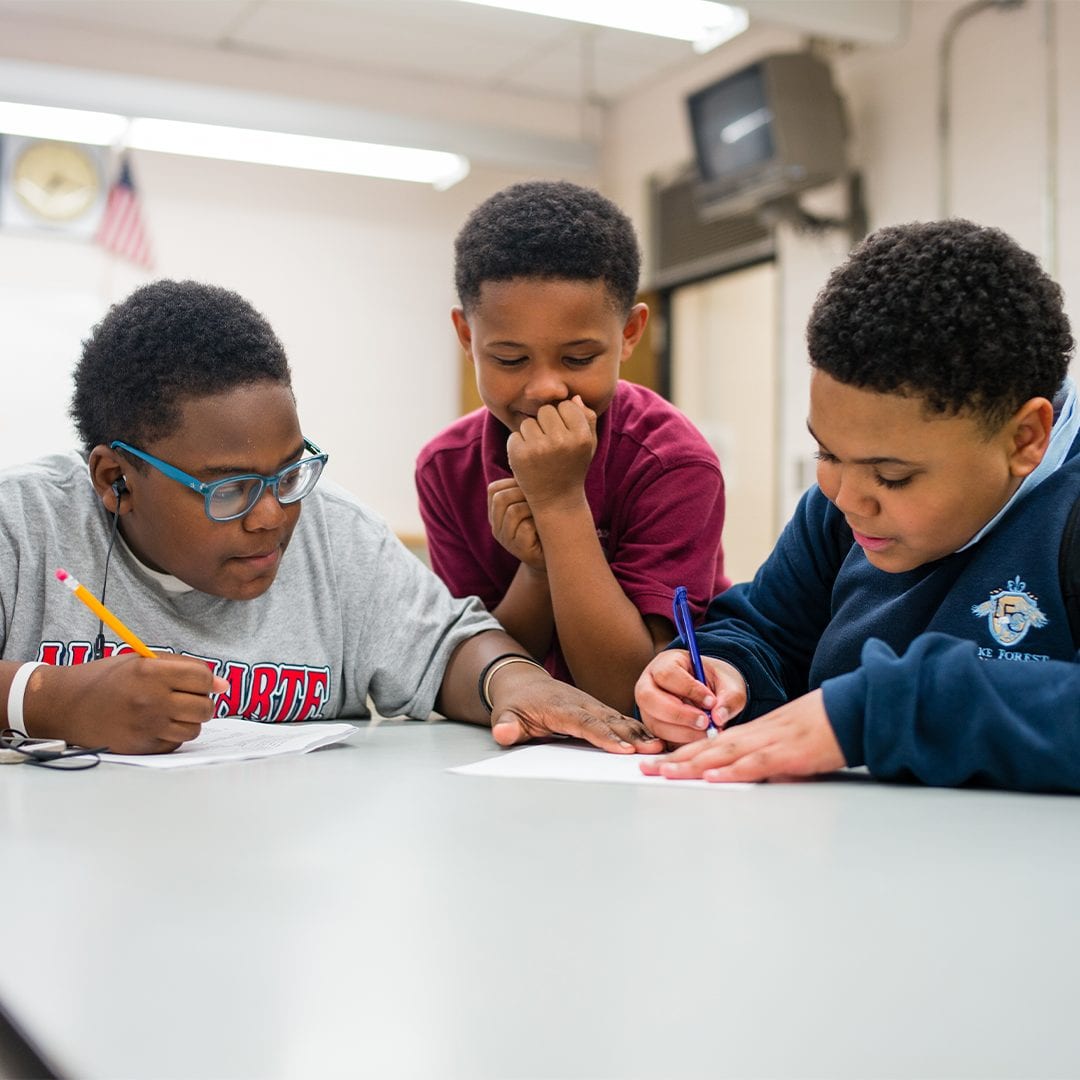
left=807, top=219, right=1074, bottom=429
left=71, top=279, right=292, bottom=451
left=454, top=180, right=641, bottom=314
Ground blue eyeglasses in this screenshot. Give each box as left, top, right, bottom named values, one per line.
left=110, top=438, right=329, bottom=522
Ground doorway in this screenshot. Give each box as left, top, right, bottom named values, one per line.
left=669, top=261, right=779, bottom=584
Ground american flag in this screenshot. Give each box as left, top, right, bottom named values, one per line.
left=95, top=155, right=154, bottom=270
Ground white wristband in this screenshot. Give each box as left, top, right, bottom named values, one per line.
left=7, top=661, right=45, bottom=736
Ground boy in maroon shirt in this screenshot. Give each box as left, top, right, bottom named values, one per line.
left=416, top=180, right=729, bottom=713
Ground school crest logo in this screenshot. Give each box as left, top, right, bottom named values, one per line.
left=971, top=576, right=1048, bottom=647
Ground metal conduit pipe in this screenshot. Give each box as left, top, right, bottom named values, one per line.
left=937, top=0, right=1025, bottom=219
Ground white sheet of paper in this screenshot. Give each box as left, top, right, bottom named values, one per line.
left=100, top=716, right=358, bottom=768
left=450, top=743, right=755, bottom=789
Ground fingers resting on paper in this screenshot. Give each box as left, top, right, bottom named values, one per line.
left=638, top=690, right=845, bottom=783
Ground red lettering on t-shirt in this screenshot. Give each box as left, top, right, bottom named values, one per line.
left=32, top=644, right=333, bottom=723
left=295, top=669, right=330, bottom=720
left=275, top=667, right=308, bottom=721
left=246, top=664, right=279, bottom=721
left=70, top=642, right=96, bottom=663
left=214, top=661, right=249, bottom=718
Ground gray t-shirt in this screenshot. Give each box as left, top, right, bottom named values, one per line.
left=0, top=452, right=500, bottom=721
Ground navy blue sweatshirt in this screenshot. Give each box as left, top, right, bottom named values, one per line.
left=691, top=428, right=1080, bottom=793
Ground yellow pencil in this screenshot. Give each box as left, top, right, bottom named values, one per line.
left=55, top=568, right=157, bottom=659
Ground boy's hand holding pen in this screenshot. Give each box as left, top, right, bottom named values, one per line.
left=632, top=586, right=749, bottom=748
left=671, top=585, right=718, bottom=739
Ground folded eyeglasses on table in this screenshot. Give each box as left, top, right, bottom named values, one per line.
left=0, top=728, right=105, bottom=770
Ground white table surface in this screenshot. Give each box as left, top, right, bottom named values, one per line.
left=2, top=718, right=1079, bottom=1080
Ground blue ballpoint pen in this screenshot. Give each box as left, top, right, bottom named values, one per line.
left=672, top=585, right=718, bottom=738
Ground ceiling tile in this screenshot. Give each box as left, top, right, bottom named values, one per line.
left=0, top=0, right=250, bottom=45
left=497, top=25, right=694, bottom=102
left=232, top=0, right=571, bottom=87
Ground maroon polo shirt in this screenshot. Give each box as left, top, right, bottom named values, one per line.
left=416, top=381, right=729, bottom=684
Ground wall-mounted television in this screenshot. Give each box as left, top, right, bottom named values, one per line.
left=686, top=52, right=848, bottom=219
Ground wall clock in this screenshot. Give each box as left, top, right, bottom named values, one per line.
left=0, top=135, right=107, bottom=237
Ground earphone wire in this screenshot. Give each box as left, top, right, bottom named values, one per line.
left=94, top=496, right=122, bottom=661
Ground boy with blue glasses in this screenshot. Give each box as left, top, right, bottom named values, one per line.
left=107, top=437, right=328, bottom=522
left=0, top=279, right=662, bottom=757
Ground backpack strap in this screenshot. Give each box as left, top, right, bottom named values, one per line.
left=1060, top=490, right=1080, bottom=650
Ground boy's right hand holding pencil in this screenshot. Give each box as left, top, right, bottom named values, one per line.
left=8, top=568, right=230, bottom=753
left=7, top=655, right=227, bottom=756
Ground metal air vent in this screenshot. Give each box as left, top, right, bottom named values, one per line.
left=649, top=165, right=774, bottom=290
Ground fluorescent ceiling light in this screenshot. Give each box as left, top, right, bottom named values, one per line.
left=0, top=101, right=470, bottom=188
left=451, top=0, right=748, bottom=52
left=0, top=100, right=128, bottom=145
left=127, top=118, right=470, bottom=188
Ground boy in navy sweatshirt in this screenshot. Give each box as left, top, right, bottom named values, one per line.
left=637, top=218, right=1080, bottom=792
